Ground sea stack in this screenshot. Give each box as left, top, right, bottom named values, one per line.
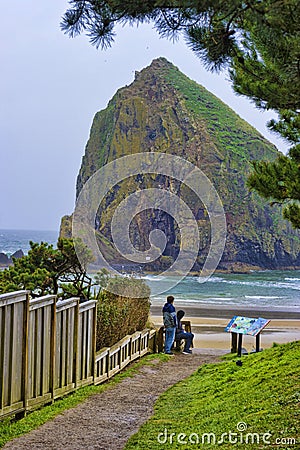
left=61, top=58, right=300, bottom=272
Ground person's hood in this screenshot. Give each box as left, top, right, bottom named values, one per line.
left=162, top=302, right=174, bottom=313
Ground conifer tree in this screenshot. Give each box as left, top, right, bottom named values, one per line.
left=0, top=238, right=94, bottom=298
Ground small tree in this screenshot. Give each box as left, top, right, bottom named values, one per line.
left=0, top=238, right=95, bottom=299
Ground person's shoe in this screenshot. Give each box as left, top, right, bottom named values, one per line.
left=165, top=352, right=174, bottom=356
left=182, top=350, right=192, bottom=354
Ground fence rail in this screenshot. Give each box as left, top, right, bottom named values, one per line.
left=0, top=291, right=156, bottom=419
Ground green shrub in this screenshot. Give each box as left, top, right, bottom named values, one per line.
left=96, top=277, right=151, bottom=350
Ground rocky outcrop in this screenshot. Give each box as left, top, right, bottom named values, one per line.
left=0, top=253, right=10, bottom=266
left=0, top=249, right=24, bottom=267
left=61, top=58, right=300, bottom=271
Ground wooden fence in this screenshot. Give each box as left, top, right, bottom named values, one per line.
left=0, top=290, right=156, bottom=419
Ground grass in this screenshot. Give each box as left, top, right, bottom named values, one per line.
left=2, top=343, right=299, bottom=449
left=125, top=341, right=300, bottom=449
left=0, top=353, right=169, bottom=448
left=164, top=64, right=275, bottom=162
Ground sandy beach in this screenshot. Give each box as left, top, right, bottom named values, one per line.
left=151, top=304, right=300, bottom=352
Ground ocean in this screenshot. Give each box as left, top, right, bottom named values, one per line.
left=1, top=229, right=300, bottom=310
left=144, top=271, right=300, bottom=310
left=0, top=229, right=58, bottom=256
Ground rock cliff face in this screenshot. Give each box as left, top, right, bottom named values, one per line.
left=62, top=58, right=300, bottom=271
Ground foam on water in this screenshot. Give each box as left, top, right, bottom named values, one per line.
left=147, top=270, right=300, bottom=309
left=244, top=295, right=283, bottom=300
left=141, top=275, right=165, bottom=281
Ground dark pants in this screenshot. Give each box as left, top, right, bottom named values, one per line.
left=176, top=331, right=194, bottom=351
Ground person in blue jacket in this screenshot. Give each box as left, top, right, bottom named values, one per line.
left=162, top=295, right=177, bottom=355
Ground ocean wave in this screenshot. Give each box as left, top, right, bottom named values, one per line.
left=244, top=295, right=284, bottom=300
left=272, top=282, right=300, bottom=290
left=207, top=279, right=300, bottom=290
left=155, top=298, right=233, bottom=305
left=145, top=274, right=300, bottom=290
left=150, top=296, right=300, bottom=308
left=224, top=280, right=268, bottom=287
left=142, top=275, right=165, bottom=281
left=0, top=249, right=16, bottom=256
left=202, top=276, right=226, bottom=283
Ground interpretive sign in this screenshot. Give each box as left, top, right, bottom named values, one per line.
left=225, top=316, right=270, bottom=336
left=225, top=316, right=270, bottom=356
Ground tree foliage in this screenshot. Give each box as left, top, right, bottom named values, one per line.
left=96, top=276, right=151, bottom=350
left=61, top=1, right=300, bottom=226
left=0, top=238, right=94, bottom=298
left=0, top=240, right=151, bottom=349
left=61, top=1, right=299, bottom=110
left=248, top=145, right=300, bottom=229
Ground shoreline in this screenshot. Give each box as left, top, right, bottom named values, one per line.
left=150, top=304, right=300, bottom=351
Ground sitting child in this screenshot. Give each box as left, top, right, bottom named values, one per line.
left=175, top=310, right=194, bottom=354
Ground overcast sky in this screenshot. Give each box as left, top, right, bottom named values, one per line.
left=0, top=1, right=289, bottom=232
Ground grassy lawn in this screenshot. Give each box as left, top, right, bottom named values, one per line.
left=0, top=353, right=169, bottom=448
left=125, top=341, right=300, bottom=449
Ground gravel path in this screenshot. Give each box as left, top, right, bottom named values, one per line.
left=4, top=349, right=225, bottom=450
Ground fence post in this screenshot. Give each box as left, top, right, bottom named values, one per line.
left=20, top=292, right=30, bottom=417
left=157, top=327, right=164, bottom=353
left=49, top=296, right=57, bottom=402
left=148, top=329, right=157, bottom=353
left=92, top=300, right=97, bottom=384
left=73, top=300, right=79, bottom=388
left=0, top=290, right=30, bottom=419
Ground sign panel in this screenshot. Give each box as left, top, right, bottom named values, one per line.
left=225, top=316, right=270, bottom=336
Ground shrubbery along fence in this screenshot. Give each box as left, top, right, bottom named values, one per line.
left=0, top=290, right=156, bottom=419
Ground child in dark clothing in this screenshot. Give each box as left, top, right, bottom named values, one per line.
left=175, top=310, right=194, bottom=354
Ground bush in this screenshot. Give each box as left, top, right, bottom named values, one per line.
left=96, top=277, right=151, bottom=350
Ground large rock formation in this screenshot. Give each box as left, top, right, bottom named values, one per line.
left=61, top=58, right=300, bottom=272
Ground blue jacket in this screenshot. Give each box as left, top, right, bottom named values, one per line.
left=162, top=303, right=177, bottom=328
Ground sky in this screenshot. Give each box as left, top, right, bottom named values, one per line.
left=0, top=1, right=290, bottom=232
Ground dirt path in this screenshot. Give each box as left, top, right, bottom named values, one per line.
left=4, top=349, right=225, bottom=450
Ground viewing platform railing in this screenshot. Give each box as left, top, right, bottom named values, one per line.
left=0, top=290, right=156, bottom=420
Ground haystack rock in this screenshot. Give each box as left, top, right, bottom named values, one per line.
left=61, top=58, right=300, bottom=272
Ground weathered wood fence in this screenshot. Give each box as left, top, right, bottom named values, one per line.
left=0, top=290, right=156, bottom=419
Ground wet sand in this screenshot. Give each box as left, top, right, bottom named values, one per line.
left=151, top=304, right=300, bottom=352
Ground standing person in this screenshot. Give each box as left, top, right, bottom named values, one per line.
left=176, top=310, right=194, bottom=354
left=162, top=295, right=177, bottom=355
